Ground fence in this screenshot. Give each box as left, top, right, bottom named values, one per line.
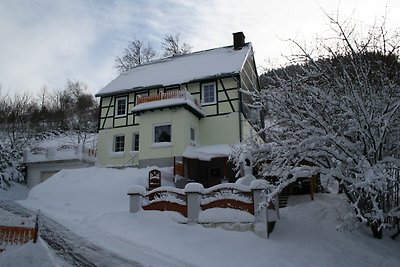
left=136, top=90, right=201, bottom=109
left=0, top=214, right=38, bottom=252
left=128, top=181, right=279, bottom=233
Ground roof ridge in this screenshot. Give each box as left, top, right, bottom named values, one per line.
left=122, top=43, right=251, bottom=73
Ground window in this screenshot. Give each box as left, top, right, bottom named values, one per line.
left=115, top=96, right=127, bottom=116
left=154, top=124, right=171, bottom=143
left=132, top=133, right=139, bottom=151
left=190, top=127, right=196, bottom=144
left=201, top=82, right=216, bottom=105
left=113, top=135, right=125, bottom=152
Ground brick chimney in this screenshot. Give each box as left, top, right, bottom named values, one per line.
left=233, top=32, right=245, bottom=50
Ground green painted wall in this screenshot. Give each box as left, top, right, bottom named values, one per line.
left=199, top=112, right=240, bottom=145
left=137, top=107, right=200, bottom=160
left=97, top=125, right=140, bottom=167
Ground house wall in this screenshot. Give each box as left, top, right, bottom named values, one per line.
left=96, top=44, right=265, bottom=168
left=137, top=107, right=201, bottom=167
left=97, top=125, right=140, bottom=167
left=199, top=112, right=240, bottom=145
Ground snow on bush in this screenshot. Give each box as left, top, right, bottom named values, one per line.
left=0, top=139, right=24, bottom=190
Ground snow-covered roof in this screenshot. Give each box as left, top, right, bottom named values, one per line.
left=96, top=44, right=252, bottom=96
left=183, top=144, right=237, bottom=161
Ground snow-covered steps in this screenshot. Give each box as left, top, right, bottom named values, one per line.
left=278, top=195, right=289, bottom=208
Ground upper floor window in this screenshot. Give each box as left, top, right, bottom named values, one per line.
left=115, top=96, right=127, bottom=117
left=201, top=82, right=216, bottom=105
left=154, top=124, right=171, bottom=143
left=132, top=132, right=139, bottom=151
left=113, top=135, right=125, bottom=152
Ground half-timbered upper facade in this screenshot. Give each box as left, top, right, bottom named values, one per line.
left=95, top=32, right=260, bottom=178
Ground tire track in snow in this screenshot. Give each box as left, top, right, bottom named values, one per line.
left=0, top=201, right=144, bottom=267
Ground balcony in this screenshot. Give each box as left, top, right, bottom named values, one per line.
left=133, top=90, right=204, bottom=118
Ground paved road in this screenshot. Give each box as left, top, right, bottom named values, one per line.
left=0, top=201, right=144, bottom=267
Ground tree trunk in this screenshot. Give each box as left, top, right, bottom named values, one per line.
left=370, top=220, right=382, bottom=239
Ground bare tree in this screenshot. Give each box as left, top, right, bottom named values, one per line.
left=162, top=33, right=192, bottom=57
left=115, top=39, right=157, bottom=73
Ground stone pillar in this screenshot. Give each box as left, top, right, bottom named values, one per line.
left=75, top=144, right=83, bottom=159
left=46, top=147, right=56, bottom=159
left=23, top=148, right=30, bottom=162
left=251, top=180, right=269, bottom=224
left=184, top=183, right=204, bottom=224
left=127, top=185, right=145, bottom=213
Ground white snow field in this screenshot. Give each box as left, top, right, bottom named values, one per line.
left=10, top=167, right=400, bottom=267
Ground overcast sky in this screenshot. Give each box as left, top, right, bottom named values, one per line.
left=1, top=0, right=399, bottom=96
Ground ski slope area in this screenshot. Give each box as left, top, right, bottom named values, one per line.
left=11, top=167, right=400, bottom=267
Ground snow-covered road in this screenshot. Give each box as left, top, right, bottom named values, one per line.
left=0, top=201, right=143, bottom=267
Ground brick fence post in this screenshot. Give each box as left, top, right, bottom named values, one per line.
left=184, top=183, right=204, bottom=224
left=127, top=185, right=146, bottom=213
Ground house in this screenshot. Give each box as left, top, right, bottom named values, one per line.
left=95, top=32, right=262, bottom=187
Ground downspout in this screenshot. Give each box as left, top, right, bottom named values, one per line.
left=237, top=77, right=243, bottom=142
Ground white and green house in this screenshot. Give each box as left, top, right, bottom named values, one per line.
left=95, top=32, right=261, bottom=187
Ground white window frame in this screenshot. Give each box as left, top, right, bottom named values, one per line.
left=153, top=123, right=172, bottom=144
left=132, top=132, right=139, bottom=151
left=201, top=82, right=217, bottom=105
left=115, top=96, right=127, bottom=117
left=113, top=134, right=125, bottom=152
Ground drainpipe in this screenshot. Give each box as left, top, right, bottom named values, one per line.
left=237, top=78, right=243, bottom=142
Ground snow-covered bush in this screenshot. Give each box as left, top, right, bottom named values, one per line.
left=238, top=16, right=400, bottom=238
left=0, top=139, right=24, bottom=190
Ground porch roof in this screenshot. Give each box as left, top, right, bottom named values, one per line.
left=183, top=144, right=238, bottom=161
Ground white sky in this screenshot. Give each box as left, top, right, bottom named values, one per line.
left=1, top=0, right=399, bottom=96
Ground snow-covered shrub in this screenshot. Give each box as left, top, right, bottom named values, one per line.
left=0, top=139, right=24, bottom=190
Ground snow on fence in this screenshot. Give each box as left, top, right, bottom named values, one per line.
left=23, top=144, right=97, bottom=162
left=128, top=181, right=279, bottom=234
left=0, top=214, right=39, bottom=252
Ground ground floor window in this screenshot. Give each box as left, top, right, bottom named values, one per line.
left=154, top=124, right=171, bottom=143
left=190, top=127, right=196, bottom=144
left=132, top=132, right=139, bottom=151
left=114, top=135, right=125, bottom=152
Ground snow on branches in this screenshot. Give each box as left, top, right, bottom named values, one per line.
left=239, top=17, right=400, bottom=238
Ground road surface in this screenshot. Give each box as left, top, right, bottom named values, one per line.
left=0, top=200, right=143, bottom=267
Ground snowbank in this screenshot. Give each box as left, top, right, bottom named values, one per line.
left=0, top=238, right=57, bottom=267
left=0, top=182, right=29, bottom=200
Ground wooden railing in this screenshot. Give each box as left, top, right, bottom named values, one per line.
left=128, top=181, right=279, bottom=231
left=136, top=90, right=201, bottom=109
left=201, top=187, right=254, bottom=214
left=143, top=188, right=187, bottom=217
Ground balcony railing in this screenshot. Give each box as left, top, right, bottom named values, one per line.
left=136, top=90, right=201, bottom=109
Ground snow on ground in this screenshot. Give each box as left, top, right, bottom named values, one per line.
left=16, top=167, right=400, bottom=267
left=0, top=238, right=59, bottom=267
left=0, top=182, right=29, bottom=200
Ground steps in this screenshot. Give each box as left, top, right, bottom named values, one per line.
left=278, top=195, right=289, bottom=208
